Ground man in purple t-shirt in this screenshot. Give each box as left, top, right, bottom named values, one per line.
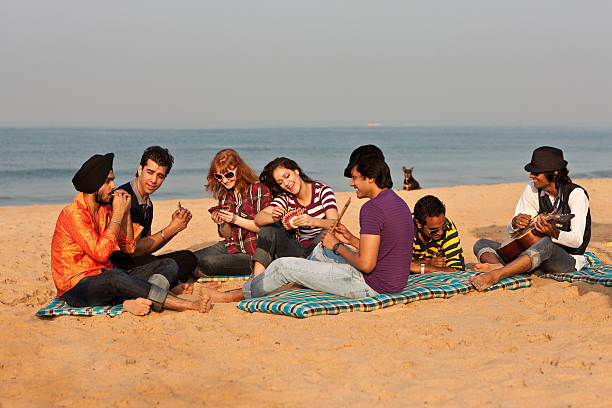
left=203, top=145, right=414, bottom=302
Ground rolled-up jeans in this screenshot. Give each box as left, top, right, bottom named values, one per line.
left=251, top=223, right=324, bottom=269
left=473, top=237, right=576, bottom=274
left=61, top=258, right=179, bottom=310
left=242, top=243, right=379, bottom=299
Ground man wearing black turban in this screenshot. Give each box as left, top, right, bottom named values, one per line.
left=51, top=153, right=211, bottom=315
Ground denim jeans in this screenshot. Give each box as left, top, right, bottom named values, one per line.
left=194, top=242, right=252, bottom=276
left=251, top=223, right=324, bottom=268
left=111, top=250, right=197, bottom=282
left=473, top=237, right=576, bottom=274
left=61, top=258, right=179, bottom=309
left=242, top=243, right=378, bottom=299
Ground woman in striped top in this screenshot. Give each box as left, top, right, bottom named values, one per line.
left=252, top=157, right=339, bottom=277
left=194, top=149, right=271, bottom=276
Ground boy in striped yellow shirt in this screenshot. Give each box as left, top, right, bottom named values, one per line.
left=411, top=195, right=465, bottom=274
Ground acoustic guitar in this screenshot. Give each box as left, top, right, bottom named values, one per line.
left=498, top=213, right=574, bottom=262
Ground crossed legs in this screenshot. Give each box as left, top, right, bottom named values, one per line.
left=470, top=237, right=576, bottom=291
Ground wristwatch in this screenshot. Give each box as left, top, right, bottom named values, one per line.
left=332, top=242, right=344, bottom=255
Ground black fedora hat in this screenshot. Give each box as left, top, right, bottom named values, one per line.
left=524, top=146, right=567, bottom=173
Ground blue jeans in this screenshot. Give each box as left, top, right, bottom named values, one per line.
left=242, top=243, right=379, bottom=299
left=194, top=242, right=252, bottom=276
left=473, top=237, right=576, bottom=274
left=61, top=258, right=179, bottom=310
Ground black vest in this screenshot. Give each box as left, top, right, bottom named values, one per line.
left=538, top=182, right=590, bottom=255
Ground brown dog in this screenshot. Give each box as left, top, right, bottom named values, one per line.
left=402, top=166, right=421, bottom=190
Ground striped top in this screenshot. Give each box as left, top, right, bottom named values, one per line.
left=271, top=182, right=337, bottom=246
left=412, top=218, right=465, bottom=271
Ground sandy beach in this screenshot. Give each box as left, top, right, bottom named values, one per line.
left=1, top=179, right=611, bottom=407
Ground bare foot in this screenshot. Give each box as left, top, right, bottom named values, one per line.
left=470, top=272, right=497, bottom=291
left=198, top=281, right=222, bottom=289
left=194, top=283, right=244, bottom=303
left=196, top=293, right=212, bottom=313
left=252, top=261, right=265, bottom=278
left=171, top=283, right=193, bottom=295
left=474, top=262, right=504, bottom=272
left=123, top=298, right=152, bottom=315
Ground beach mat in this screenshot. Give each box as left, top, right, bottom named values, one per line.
left=36, top=298, right=124, bottom=318
left=539, top=252, right=612, bottom=287
left=198, top=275, right=250, bottom=282
left=237, top=271, right=532, bottom=318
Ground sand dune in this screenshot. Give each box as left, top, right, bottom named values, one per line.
left=1, top=179, right=611, bottom=407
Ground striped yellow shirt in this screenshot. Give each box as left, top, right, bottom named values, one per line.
left=412, top=218, right=465, bottom=270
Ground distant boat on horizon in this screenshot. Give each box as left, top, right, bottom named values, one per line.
left=367, top=122, right=382, bottom=127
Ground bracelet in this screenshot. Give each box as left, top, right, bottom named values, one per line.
left=420, top=263, right=425, bottom=274
left=332, top=242, right=344, bottom=255
left=160, top=229, right=166, bottom=242
left=110, top=220, right=121, bottom=226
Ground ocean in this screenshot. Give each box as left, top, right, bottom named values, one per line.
left=0, top=126, right=610, bottom=206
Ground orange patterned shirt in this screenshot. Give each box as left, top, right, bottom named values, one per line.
left=51, top=193, right=141, bottom=297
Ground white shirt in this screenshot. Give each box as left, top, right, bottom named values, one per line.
left=507, top=180, right=589, bottom=271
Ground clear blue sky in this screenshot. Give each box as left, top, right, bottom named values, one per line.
left=1, top=0, right=611, bottom=127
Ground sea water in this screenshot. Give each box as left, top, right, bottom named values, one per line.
left=0, top=126, right=610, bottom=206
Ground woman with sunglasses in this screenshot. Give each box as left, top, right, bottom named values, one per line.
left=194, top=149, right=271, bottom=276
left=251, top=157, right=339, bottom=277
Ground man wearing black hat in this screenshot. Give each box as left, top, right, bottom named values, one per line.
left=51, top=153, right=211, bottom=315
left=471, top=146, right=591, bottom=291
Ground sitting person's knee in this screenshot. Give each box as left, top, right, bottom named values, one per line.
left=153, top=258, right=179, bottom=283
left=197, top=255, right=222, bottom=275
left=258, top=223, right=283, bottom=239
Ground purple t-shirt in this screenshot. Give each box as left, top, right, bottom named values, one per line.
left=360, top=189, right=414, bottom=294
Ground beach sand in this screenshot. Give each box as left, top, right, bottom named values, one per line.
left=1, top=179, right=611, bottom=407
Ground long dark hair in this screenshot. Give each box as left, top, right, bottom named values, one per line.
left=206, top=149, right=258, bottom=200
left=259, top=157, right=315, bottom=196
left=543, top=168, right=572, bottom=186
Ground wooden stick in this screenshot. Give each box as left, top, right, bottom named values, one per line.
left=330, top=197, right=351, bottom=234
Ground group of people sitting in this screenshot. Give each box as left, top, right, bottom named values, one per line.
left=51, top=144, right=591, bottom=315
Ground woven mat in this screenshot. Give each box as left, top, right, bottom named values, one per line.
left=36, top=298, right=124, bottom=318
left=539, top=252, right=612, bottom=287
left=237, top=270, right=532, bottom=318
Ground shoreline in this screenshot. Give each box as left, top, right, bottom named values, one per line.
left=1, top=179, right=611, bottom=406
left=2, top=177, right=611, bottom=208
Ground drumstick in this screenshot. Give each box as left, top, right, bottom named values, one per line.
left=330, top=197, right=351, bottom=234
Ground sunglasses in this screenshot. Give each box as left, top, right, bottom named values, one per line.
left=214, top=170, right=237, bottom=181
left=423, top=222, right=448, bottom=235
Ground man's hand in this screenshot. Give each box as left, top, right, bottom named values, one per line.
left=534, top=214, right=560, bottom=239
left=430, top=256, right=446, bottom=268
left=112, top=189, right=131, bottom=217
left=168, top=207, right=192, bottom=234
left=512, top=213, right=532, bottom=230
left=333, top=224, right=356, bottom=246
left=322, top=230, right=340, bottom=250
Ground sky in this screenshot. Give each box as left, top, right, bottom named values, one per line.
left=1, top=0, right=611, bottom=128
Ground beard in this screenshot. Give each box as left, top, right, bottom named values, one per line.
left=95, top=190, right=114, bottom=206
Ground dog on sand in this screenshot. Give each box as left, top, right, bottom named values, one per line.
left=402, top=166, right=421, bottom=190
